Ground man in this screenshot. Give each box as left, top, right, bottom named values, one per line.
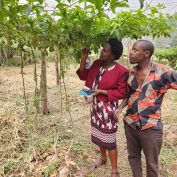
left=115, top=40, right=177, bottom=177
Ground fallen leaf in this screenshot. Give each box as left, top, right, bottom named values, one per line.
left=58, top=152, right=63, bottom=157
left=59, top=166, right=69, bottom=177
left=69, top=161, right=76, bottom=166
left=50, top=169, right=58, bottom=177
left=74, top=171, right=85, bottom=177
left=42, top=152, right=49, bottom=158
left=47, top=144, right=55, bottom=153
left=29, top=162, right=35, bottom=170
left=46, top=155, right=53, bottom=161
left=46, top=155, right=58, bottom=165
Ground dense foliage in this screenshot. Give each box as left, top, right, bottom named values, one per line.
left=154, top=46, right=177, bottom=69
left=0, top=0, right=176, bottom=62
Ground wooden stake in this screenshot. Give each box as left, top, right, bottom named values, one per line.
left=127, top=37, right=131, bottom=70
left=54, top=47, right=59, bottom=85
left=2, top=46, right=7, bottom=66
left=41, top=50, right=48, bottom=115
left=121, top=55, right=123, bottom=65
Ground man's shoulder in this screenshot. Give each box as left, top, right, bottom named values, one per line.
left=128, top=65, right=138, bottom=73
left=154, top=63, right=174, bottom=75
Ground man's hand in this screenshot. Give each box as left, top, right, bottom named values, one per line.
left=113, top=107, right=122, bottom=121
left=81, top=48, right=90, bottom=60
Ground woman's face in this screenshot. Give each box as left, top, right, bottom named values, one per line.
left=100, top=43, right=115, bottom=61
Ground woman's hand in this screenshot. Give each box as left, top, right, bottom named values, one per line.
left=81, top=48, right=90, bottom=60
left=113, top=107, right=122, bottom=122
left=79, top=48, right=90, bottom=72
left=91, top=89, right=107, bottom=96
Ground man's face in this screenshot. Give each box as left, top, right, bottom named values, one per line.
left=129, top=42, right=146, bottom=64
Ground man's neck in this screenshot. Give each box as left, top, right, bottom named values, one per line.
left=137, top=59, right=152, bottom=71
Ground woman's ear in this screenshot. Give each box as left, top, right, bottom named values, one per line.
left=111, top=54, right=115, bottom=60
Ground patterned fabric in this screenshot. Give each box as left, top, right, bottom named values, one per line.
left=124, top=63, right=177, bottom=130
left=91, top=66, right=119, bottom=150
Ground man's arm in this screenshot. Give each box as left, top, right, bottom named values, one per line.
left=114, top=98, right=128, bottom=121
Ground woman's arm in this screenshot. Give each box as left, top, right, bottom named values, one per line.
left=107, top=69, right=127, bottom=101
left=92, top=89, right=107, bottom=96
left=79, top=48, right=90, bottom=72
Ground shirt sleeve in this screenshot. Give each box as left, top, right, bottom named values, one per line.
left=76, top=67, right=89, bottom=81
left=125, top=72, right=131, bottom=99
left=107, top=69, right=128, bottom=101
left=166, top=69, right=177, bottom=90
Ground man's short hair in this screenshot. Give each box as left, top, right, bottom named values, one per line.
left=137, top=40, right=154, bottom=58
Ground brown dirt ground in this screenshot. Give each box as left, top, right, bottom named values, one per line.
left=0, top=62, right=177, bottom=177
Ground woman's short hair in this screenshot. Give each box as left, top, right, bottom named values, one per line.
left=107, top=38, right=123, bottom=60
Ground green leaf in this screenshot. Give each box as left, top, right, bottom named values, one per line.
left=0, top=0, right=4, bottom=11
left=85, top=4, right=95, bottom=11
left=93, top=45, right=98, bottom=54
left=139, top=0, right=145, bottom=9
left=100, top=17, right=105, bottom=27
left=116, top=2, right=129, bottom=8
left=60, top=8, right=67, bottom=19
left=36, top=0, right=43, bottom=4
left=111, top=2, right=129, bottom=14
left=4, top=5, right=9, bottom=11
left=110, top=0, right=117, bottom=7
left=74, top=5, right=81, bottom=9
left=97, top=13, right=108, bottom=18
left=85, top=20, right=92, bottom=35
left=38, top=6, right=43, bottom=13
left=25, top=4, right=32, bottom=18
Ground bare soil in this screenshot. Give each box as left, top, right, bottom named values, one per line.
left=0, top=63, right=177, bottom=177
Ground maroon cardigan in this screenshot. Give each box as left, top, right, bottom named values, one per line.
left=76, top=59, right=128, bottom=102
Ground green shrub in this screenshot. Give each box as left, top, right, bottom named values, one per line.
left=154, top=47, right=177, bottom=70
left=7, top=59, right=20, bottom=67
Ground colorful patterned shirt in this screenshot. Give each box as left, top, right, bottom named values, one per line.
left=124, top=63, right=177, bottom=130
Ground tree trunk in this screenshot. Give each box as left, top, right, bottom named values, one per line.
left=127, top=37, right=131, bottom=70
left=2, top=46, right=7, bottom=66
left=121, top=55, right=124, bottom=65
left=41, top=51, right=48, bottom=115
left=9, top=47, right=14, bottom=58
left=54, top=47, right=59, bottom=85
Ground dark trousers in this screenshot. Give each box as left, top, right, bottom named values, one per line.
left=124, top=121, right=163, bottom=177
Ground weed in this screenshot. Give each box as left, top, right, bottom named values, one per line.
left=88, top=173, right=97, bottom=177
left=159, top=145, right=177, bottom=165
left=119, top=164, right=131, bottom=170
left=160, top=168, right=174, bottom=177
left=44, top=164, right=56, bottom=177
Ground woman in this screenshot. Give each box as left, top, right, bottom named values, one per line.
left=76, top=38, right=127, bottom=177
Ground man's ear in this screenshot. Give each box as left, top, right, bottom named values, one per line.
left=145, top=51, right=150, bottom=58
